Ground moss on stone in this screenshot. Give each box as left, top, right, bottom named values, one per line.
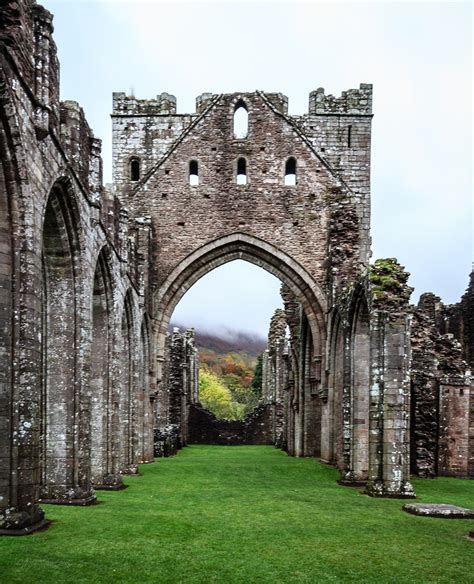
left=369, top=258, right=413, bottom=304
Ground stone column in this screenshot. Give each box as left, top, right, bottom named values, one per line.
left=365, top=259, right=416, bottom=498
left=366, top=311, right=415, bottom=498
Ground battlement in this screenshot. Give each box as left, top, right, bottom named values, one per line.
left=309, top=84, right=373, bottom=115
left=112, top=92, right=177, bottom=115
left=113, top=88, right=371, bottom=118
left=195, top=93, right=215, bottom=114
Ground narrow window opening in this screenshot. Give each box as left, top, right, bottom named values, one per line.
left=189, top=160, right=199, bottom=186
left=285, top=157, right=297, bottom=186
left=237, top=157, right=247, bottom=185
left=233, top=100, right=248, bottom=139
left=347, top=125, right=352, bottom=148
left=130, top=158, right=140, bottom=181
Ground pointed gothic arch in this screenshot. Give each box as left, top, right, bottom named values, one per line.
left=137, top=315, right=154, bottom=463
left=117, top=289, right=138, bottom=474
left=90, top=246, right=115, bottom=487
left=347, top=286, right=371, bottom=482
left=39, top=180, right=94, bottom=504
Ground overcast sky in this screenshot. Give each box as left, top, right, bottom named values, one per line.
left=44, top=0, right=472, bottom=336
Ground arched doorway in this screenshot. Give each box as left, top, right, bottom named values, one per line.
left=40, top=182, right=95, bottom=504
left=155, top=233, right=327, bottom=458
left=117, top=290, right=138, bottom=474
left=350, top=292, right=370, bottom=481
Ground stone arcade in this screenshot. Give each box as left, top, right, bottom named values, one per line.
left=0, top=1, right=472, bottom=535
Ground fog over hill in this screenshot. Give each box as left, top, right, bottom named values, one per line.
left=170, top=323, right=267, bottom=357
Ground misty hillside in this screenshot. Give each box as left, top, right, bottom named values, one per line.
left=170, top=323, right=265, bottom=419
left=170, top=323, right=267, bottom=357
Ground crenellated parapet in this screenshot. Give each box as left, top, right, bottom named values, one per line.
left=309, top=84, right=373, bottom=116
left=112, top=91, right=177, bottom=115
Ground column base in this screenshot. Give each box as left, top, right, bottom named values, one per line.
left=39, top=485, right=97, bottom=506
left=366, top=479, right=416, bottom=499
left=121, top=464, right=140, bottom=475
left=338, top=470, right=367, bottom=488
left=319, top=457, right=334, bottom=466
left=0, top=504, right=50, bottom=536
left=94, top=474, right=127, bottom=491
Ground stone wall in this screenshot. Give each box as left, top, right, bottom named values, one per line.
left=261, top=308, right=288, bottom=445
left=442, top=270, right=474, bottom=369
left=158, top=328, right=198, bottom=450
left=188, top=404, right=274, bottom=446
left=111, top=83, right=375, bottom=475
left=410, top=290, right=472, bottom=478
left=0, top=0, right=154, bottom=533
left=112, top=86, right=371, bottom=304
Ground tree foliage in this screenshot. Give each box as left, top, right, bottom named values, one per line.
left=251, top=353, right=263, bottom=395
left=198, top=367, right=246, bottom=420
left=198, top=348, right=262, bottom=420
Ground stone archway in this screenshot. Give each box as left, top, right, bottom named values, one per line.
left=40, top=181, right=96, bottom=505
left=155, top=232, right=327, bottom=355
left=154, top=232, right=328, bottom=457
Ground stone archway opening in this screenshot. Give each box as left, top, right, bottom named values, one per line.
left=154, top=233, right=328, bottom=458
left=40, top=183, right=94, bottom=505
left=171, top=259, right=283, bottom=421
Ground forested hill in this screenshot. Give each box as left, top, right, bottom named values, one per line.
left=195, top=330, right=266, bottom=357
left=170, top=324, right=267, bottom=357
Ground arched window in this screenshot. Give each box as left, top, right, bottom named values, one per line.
left=189, top=160, right=199, bottom=186
left=237, top=157, right=247, bottom=185
left=233, top=100, right=248, bottom=139
left=285, top=157, right=297, bottom=186
left=130, top=158, right=140, bottom=181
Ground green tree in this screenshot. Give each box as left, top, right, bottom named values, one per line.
left=199, top=367, right=242, bottom=420
left=251, top=353, right=263, bottom=396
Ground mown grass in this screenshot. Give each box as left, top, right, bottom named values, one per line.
left=1, top=445, right=473, bottom=583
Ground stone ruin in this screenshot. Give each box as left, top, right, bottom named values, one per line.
left=0, top=0, right=472, bottom=535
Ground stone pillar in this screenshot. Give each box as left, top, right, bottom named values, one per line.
left=366, top=311, right=415, bottom=498
left=366, top=259, right=416, bottom=498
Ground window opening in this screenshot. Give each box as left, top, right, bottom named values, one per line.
left=237, top=158, right=247, bottom=185
left=130, top=158, right=140, bottom=181
left=347, top=125, right=352, bottom=148
left=233, top=100, right=248, bottom=139
left=285, top=157, right=297, bottom=186
left=189, top=160, right=199, bottom=186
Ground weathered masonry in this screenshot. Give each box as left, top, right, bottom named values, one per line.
left=0, top=0, right=472, bottom=536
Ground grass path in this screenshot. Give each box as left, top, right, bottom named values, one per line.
left=1, top=445, right=473, bottom=583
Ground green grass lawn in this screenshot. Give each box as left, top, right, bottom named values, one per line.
left=1, top=446, right=473, bottom=583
